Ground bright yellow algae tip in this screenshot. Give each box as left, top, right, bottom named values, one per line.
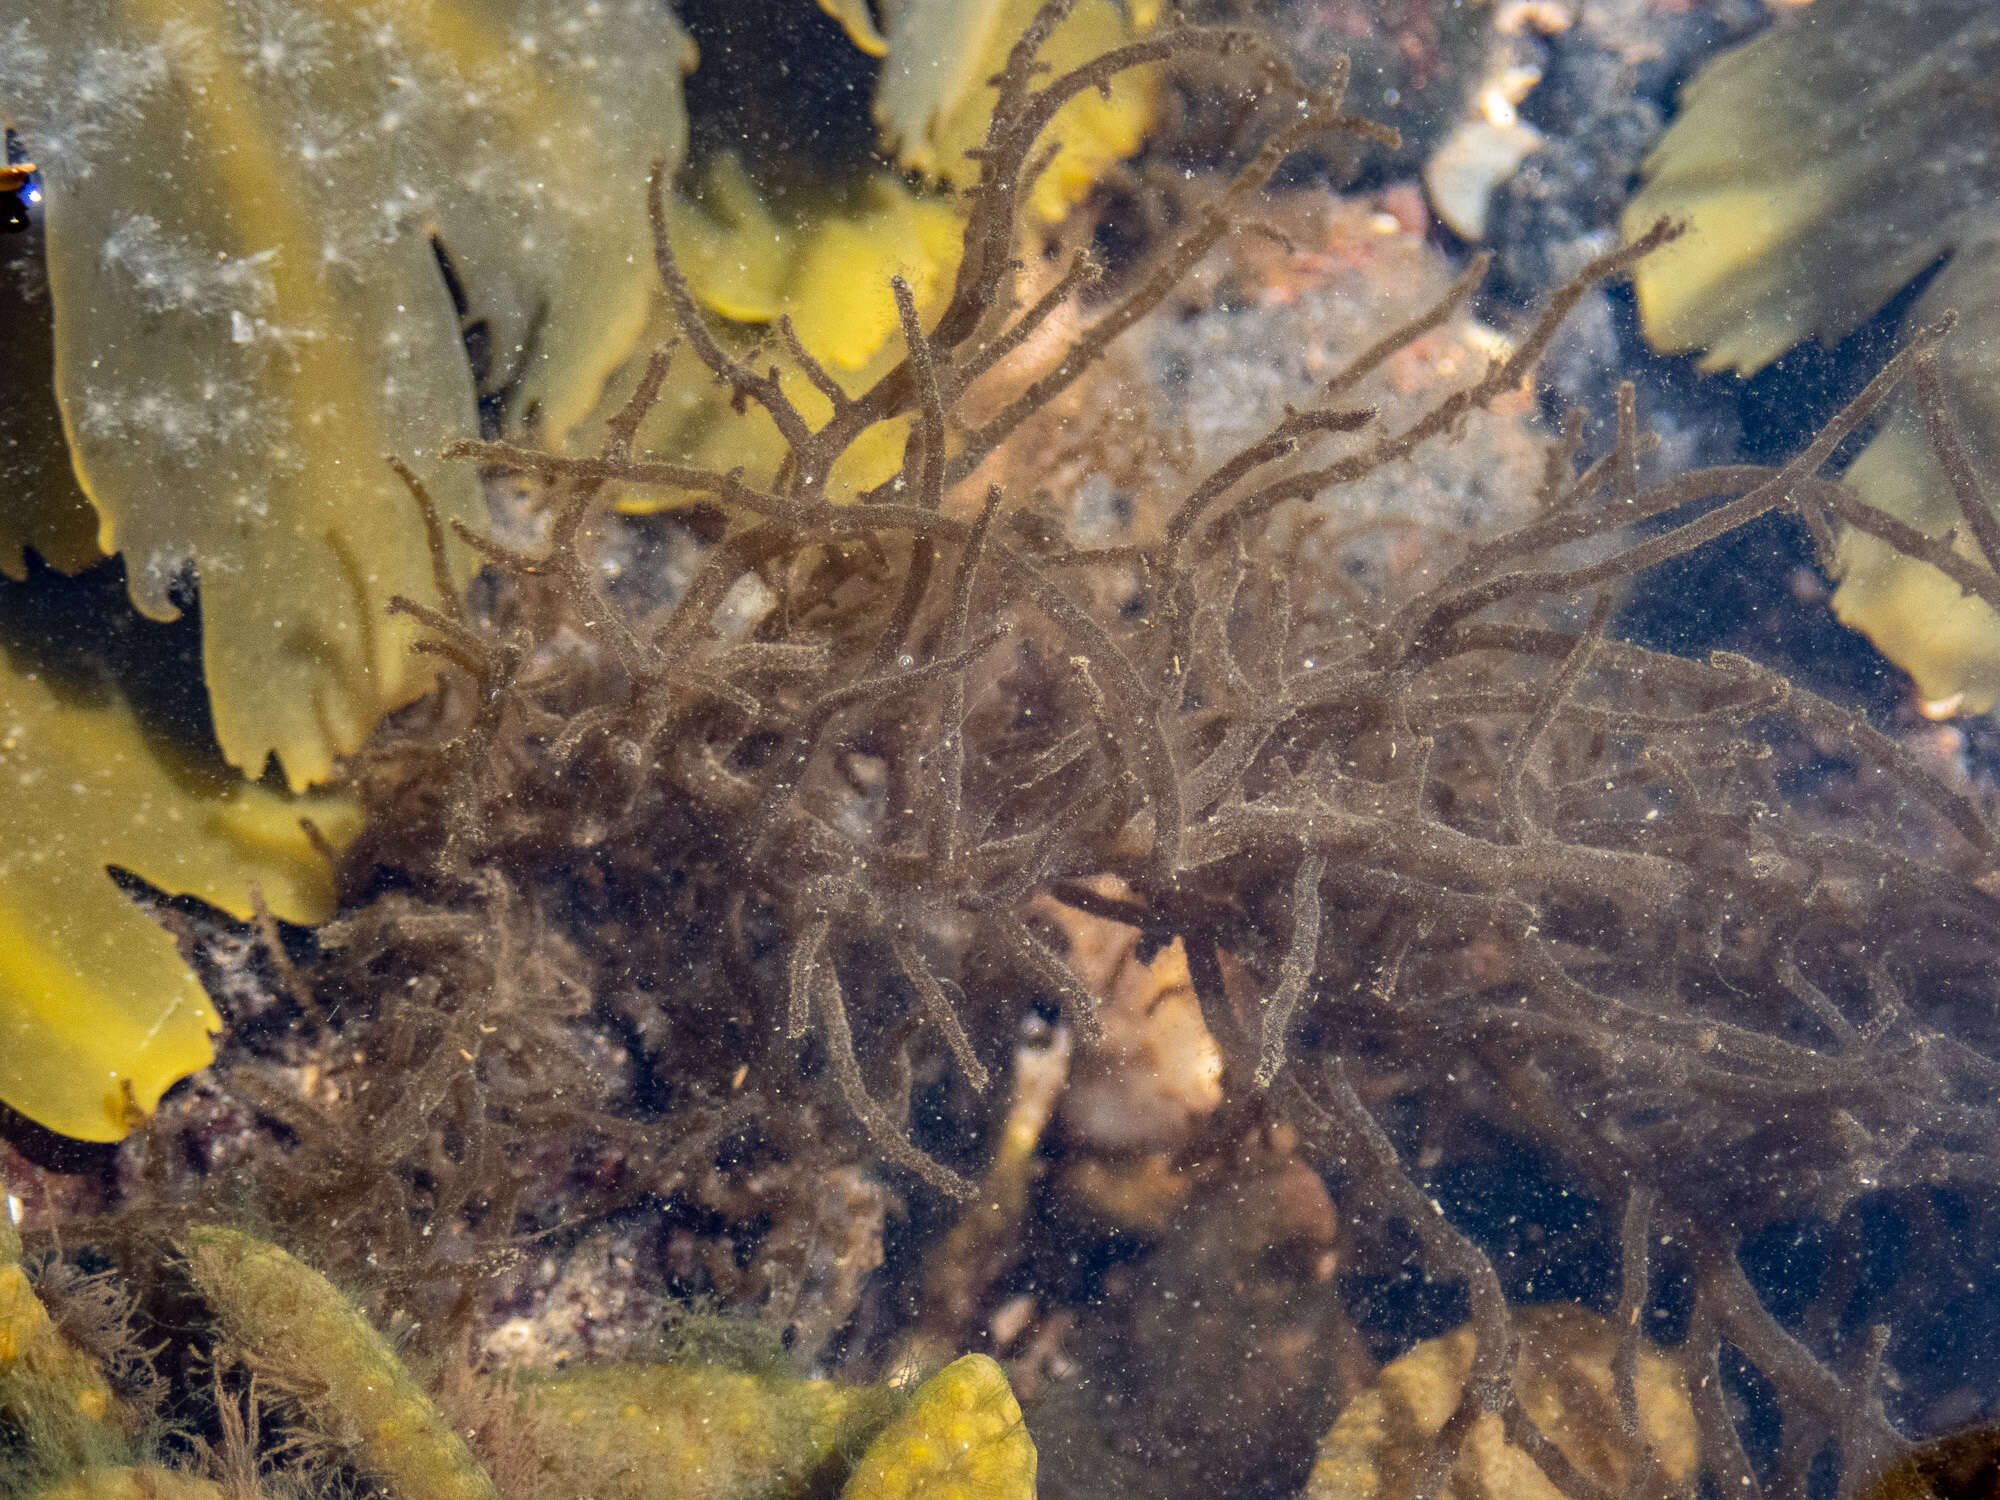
left=1622, top=0, right=2000, bottom=712
left=0, top=649, right=357, bottom=1142
left=816, top=0, right=890, bottom=58
left=513, top=1360, right=896, bottom=1500
left=840, top=1355, right=1036, bottom=1500
left=875, top=0, right=1158, bottom=222
left=0, top=0, right=691, bottom=788
left=1, top=1207, right=133, bottom=1474
left=183, top=1226, right=500, bottom=1500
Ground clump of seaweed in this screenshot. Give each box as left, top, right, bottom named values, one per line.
left=16, top=3, right=2000, bottom=1497
left=3, top=1209, right=1034, bottom=1500
left=298, top=3, right=2000, bottom=1491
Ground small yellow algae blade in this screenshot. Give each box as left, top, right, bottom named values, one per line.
left=0, top=654, right=355, bottom=1142
left=0, top=0, right=690, bottom=788
left=785, top=181, right=965, bottom=372
left=875, top=0, right=1157, bottom=221
left=595, top=170, right=963, bottom=510
left=841, top=1354, right=1036, bottom=1500
left=818, top=0, right=891, bottom=57
left=1305, top=1307, right=1695, bottom=1500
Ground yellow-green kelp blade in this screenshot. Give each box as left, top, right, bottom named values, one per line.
left=841, top=1355, right=1036, bottom=1500
left=1622, top=0, right=1996, bottom=376
left=1623, top=0, right=2000, bottom=710
left=0, top=654, right=357, bottom=1142
left=874, top=0, right=1158, bottom=222
left=594, top=0, right=1155, bottom=513
left=0, top=0, right=690, bottom=789
left=591, top=166, right=964, bottom=510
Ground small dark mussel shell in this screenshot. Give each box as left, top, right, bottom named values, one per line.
left=1862, top=1426, right=2000, bottom=1500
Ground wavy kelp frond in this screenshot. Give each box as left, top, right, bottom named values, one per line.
left=1622, top=0, right=2000, bottom=710
left=874, top=0, right=1158, bottom=220
left=0, top=647, right=356, bottom=1142
left=0, top=0, right=692, bottom=787
left=1618, top=0, right=2000, bottom=376
left=1621, top=0, right=2000, bottom=375
left=0, top=0, right=688, bottom=1137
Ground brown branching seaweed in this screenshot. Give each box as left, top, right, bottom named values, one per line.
left=208, top=3, right=2000, bottom=1493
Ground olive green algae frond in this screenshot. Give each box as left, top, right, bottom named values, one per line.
left=512, top=1362, right=898, bottom=1500
left=1624, top=0, right=2000, bottom=711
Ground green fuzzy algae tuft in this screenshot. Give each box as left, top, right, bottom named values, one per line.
left=514, top=1362, right=896, bottom=1500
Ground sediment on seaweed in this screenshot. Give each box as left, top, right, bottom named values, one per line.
left=381, top=11, right=2000, bottom=1493
left=22, top=3, right=2000, bottom=1496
